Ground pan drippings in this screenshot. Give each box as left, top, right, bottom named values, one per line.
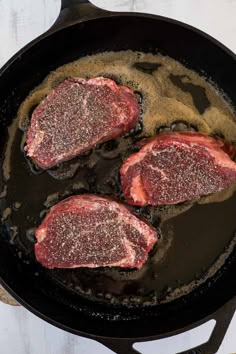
left=1, top=50, right=236, bottom=307
left=16, top=50, right=236, bottom=204
left=18, top=50, right=235, bottom=139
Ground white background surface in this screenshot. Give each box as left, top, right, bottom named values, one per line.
left=0, top=1, right=235, bottom=353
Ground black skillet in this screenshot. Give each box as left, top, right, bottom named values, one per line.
left=0, top=1, right=235, bottom=353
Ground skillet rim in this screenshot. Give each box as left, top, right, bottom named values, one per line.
left=0, top=12, right=235, bottom=341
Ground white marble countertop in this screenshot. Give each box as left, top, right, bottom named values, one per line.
left=0, top=1, right=236, bottom=353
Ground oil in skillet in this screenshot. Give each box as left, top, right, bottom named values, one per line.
left=1, top=50, right=236, bottom=306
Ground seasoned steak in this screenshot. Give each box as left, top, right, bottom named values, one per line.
left=26, top=77, right=139, bottom=169
left=35, top=195, right=157, bottom=269
left=120, top=132, right=236, bottom=206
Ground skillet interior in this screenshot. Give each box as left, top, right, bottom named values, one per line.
left=0, top=15, right=235, bottom=338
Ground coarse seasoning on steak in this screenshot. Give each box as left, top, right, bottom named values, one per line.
left=35, top=195, right=157, bottom=269
left=120, top=132, right=236, bottom=206
left=26, top=77, right=139, bottom=169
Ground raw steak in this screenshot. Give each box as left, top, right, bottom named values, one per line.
left=120, top=132, right=236, bottom=206
left=26, top=77, right=139, bottom=169
left=35, top=195, right=157, bottom=269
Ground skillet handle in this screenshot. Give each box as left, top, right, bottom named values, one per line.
left=96, top=298, right=236, bottom=354
left=179, top=297, right=236, bottom=354
left=49, top=0, right=115, bottom=33
left=96, top=338, right=141, bottom=354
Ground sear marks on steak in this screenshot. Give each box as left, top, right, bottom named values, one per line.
left=35, top=195, right=157, bottom=269
left=26, top=77, right=139, bottom=169
left=120, top=132, right=236, bottom=206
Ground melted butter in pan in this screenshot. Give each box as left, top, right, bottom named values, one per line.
left=17, top=50, right=236, bottom=204
left=2, top=51, right=236, bottom=306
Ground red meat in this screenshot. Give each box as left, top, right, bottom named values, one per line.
left=120, top=132, right=236, bottom=206
left=35, top=195, right=157, bottom=269
left=26, top=77, right=139, bottom=169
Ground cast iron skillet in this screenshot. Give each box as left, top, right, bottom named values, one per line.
left=0, top=1, right=235, bottom=353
